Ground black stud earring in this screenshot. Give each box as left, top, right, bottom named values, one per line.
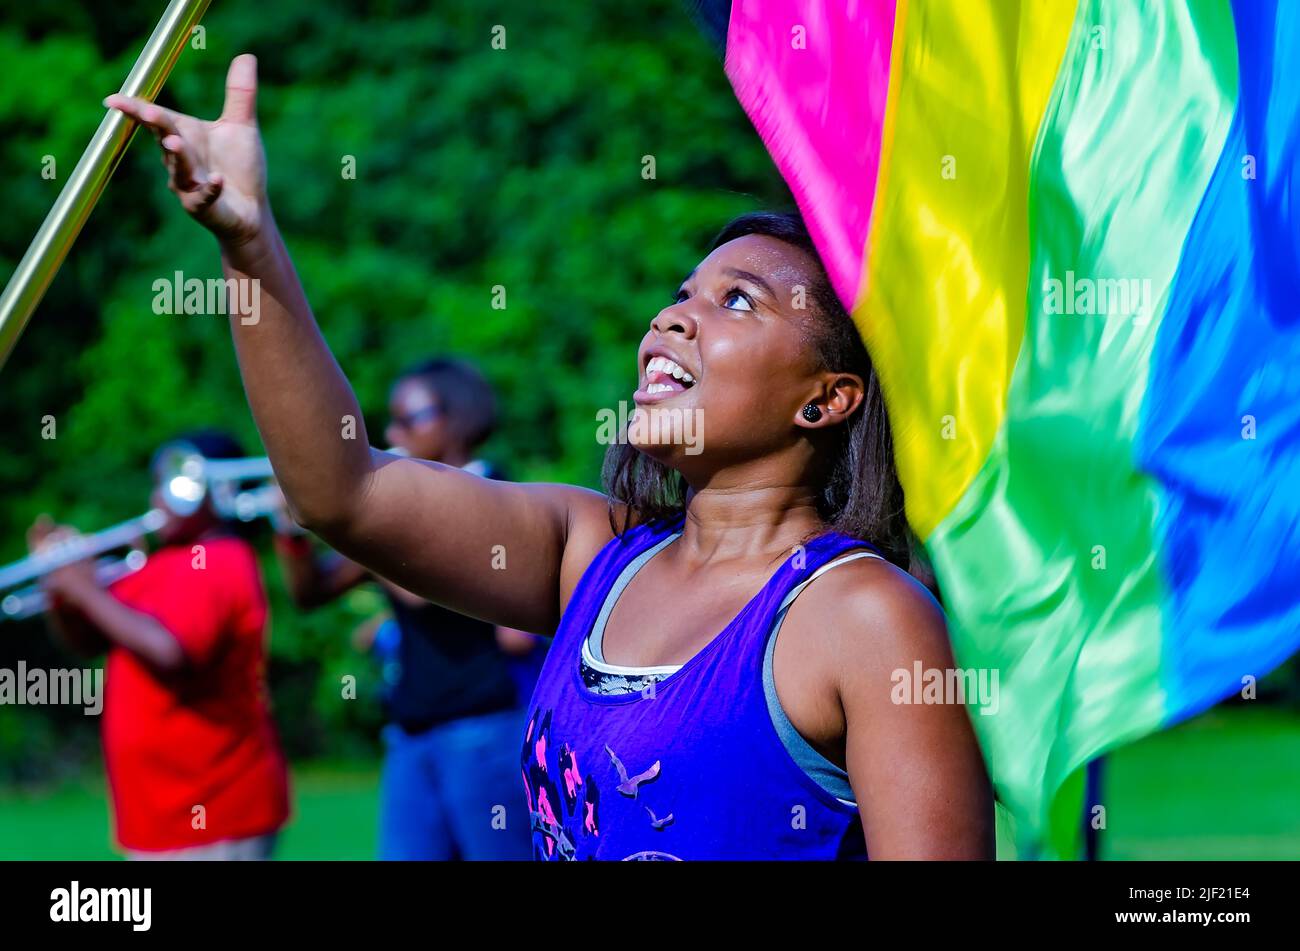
left=801, top=403, right=822, bottom=423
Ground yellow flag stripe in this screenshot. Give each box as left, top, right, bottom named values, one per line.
left=855, top=0, right=1077, bottom=539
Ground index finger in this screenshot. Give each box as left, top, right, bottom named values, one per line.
left=33, top=526, right=76, bottom=553
left=103, top=94, right=183, bottom=138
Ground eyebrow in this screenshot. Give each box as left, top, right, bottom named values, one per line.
left=675, top=266, right=781, bottom=304
left=721, top=267, right=778, bottom=301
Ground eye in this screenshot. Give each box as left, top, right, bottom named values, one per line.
left=672, top=287, right=689, bottom=304
left=722, top=288, right=754, bottom=312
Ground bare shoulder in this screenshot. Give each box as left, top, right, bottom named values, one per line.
left=794, top=549, right=994, bottom=859
left=540, top=483, right=621, bottom=615
left=547, top=482, right=620, bottom=555
left=796, top=551, right=953, bottom=682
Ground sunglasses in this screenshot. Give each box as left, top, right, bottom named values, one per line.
left=389, top=405, right=443, bottom=429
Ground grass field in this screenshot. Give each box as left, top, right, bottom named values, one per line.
left=1, top=706, right=1296, bottom=860
left=0, top=759, right=379, bottom=861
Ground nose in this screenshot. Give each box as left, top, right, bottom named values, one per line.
left=650, top=301, right=699, bottom=339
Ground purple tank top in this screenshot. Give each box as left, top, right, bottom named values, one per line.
left=519, top=513, right=874, bottom=860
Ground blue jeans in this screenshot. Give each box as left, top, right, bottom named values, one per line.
left=378, top=707, right=530, bottom=860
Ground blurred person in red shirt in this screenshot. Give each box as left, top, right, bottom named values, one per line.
left=30, top=431, right=290, bottom=859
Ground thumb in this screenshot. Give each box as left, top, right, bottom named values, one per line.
left=27, top=514, right=52, bottom=546
left=221, top=53, right=259, bottom=124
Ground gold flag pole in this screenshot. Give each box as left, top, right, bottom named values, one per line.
left=0, top=0, right=213, bottom=371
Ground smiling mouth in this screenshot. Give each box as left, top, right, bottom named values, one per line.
left=643, top=355, right=697, bottom=394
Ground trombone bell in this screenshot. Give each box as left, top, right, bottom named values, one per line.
left=154, top=444, right=279, bottom=521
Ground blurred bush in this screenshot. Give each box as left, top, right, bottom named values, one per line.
left=0, top=0, right=787, bottom=773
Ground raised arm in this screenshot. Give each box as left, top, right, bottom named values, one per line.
left=272, top=534, right=370, bottom=610
left=106, top=55, right=612, bottom=635
left=29, top=534, right=185, bottom=675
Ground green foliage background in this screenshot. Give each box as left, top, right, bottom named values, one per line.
left=0, top=0, right=787, bottom=775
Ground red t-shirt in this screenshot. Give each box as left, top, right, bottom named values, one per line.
left=104, top=535, right=290, bottom=852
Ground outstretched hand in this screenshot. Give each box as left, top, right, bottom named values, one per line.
left=105, top=53, right=268, bottom=247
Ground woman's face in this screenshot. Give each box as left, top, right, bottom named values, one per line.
left=385, top=378, right=450, bottom=461
left=631, top=234, right=846, bottom=475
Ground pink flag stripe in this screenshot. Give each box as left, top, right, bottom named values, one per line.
left=724, top=0, right=897, bottom=309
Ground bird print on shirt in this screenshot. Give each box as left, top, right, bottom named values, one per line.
left=605, top=744, right=661, bottom=797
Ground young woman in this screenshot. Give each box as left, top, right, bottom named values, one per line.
left=107, top=55, right=993, bottom=860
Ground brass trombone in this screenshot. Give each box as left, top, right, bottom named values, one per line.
left=153, top=443, right=279, bottom=521
left=0, top=446, right=281, bottom=621
left=0, top=511, right=165, bottom=620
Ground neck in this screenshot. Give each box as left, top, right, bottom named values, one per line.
left=435, top=447, right=473, bottom=468
left=674, top=480, right=825, bottom=567
left=171, top=524, right=229, bottom=547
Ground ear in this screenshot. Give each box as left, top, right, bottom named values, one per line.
left=793, top=372, right=866, bottom=430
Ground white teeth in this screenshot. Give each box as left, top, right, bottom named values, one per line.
left=646, top=382, right=674, bottom=394
left=647, top=355, right=695, bottom=385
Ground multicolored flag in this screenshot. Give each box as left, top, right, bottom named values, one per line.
left=702, top=0, right=1300, bottom=855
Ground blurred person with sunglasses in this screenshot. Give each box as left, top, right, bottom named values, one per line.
left=273, top=358, right=544, bottom=860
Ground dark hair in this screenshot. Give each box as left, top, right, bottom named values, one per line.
left=601, top=210, right=918, bottom=572
left=159, top=429, right=246, bottom=462
left=397, top=357, right=499, bottom=450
